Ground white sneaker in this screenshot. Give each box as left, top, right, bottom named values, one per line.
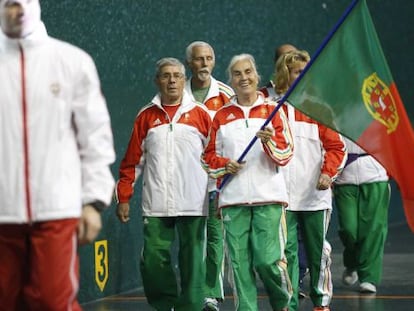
left=342, top=268, right=358, bottom=286
left=360, top=282, right=377, bottom=293
left=203, top=298, right=219, bottom=311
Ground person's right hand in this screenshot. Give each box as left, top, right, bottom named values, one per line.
left=117, top=202, right=130, bottom=223
left=317, top=173, right=332, bottom=190
left=78, top=205, right=102, bottom=245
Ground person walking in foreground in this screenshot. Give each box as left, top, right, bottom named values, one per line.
left=334, top=137, right=390, bottom=294
left=0, top=1, right=116, bottom=310
left=202, top=53, right=294, bottom=311
left=116, top=58, right=212, bottom=311
left=184, top=40, right=234, bottom=311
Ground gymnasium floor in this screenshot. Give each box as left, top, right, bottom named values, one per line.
left=82, top=222, right=414, bottom=311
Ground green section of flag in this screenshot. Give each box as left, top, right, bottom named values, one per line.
left=287, top=0, right=394, bottom=141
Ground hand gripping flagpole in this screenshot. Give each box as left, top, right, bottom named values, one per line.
left=218, top=0, right=359, bottom=192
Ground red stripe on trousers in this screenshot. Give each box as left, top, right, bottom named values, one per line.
left=0, top=219, right=82, bottom=311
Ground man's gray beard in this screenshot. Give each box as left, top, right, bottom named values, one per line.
left=197, top=70, right=211, bottom=82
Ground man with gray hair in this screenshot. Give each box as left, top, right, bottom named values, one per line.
left=116, top=57, right=212, bottom=311
left=0, top=0, right=115, bottom=310
left=185, top=41, right=233, bottom=311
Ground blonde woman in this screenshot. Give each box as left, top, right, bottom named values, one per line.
left=272, top=50, right=347, bottom=311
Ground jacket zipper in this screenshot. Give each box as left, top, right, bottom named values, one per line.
left=19, top=44, right=32, bottom=223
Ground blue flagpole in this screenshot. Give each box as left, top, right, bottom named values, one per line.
left=218, top=0, right=360, bottom=191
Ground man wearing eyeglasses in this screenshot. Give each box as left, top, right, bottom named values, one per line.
left=116, top=57, right=212, bottom=311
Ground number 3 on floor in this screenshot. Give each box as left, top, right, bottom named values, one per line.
left=94, top=240, right=108, bottom=291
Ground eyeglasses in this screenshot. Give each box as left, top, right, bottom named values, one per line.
left=158, top=73, right=185, bottom=81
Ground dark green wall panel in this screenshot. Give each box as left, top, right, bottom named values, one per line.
left=38, top=0, right=414, bottom=303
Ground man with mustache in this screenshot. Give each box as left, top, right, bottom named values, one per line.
left=185, top=41, right=234, bottom=311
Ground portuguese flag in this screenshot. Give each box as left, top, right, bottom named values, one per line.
left=286, top=0, right=414, bottom=231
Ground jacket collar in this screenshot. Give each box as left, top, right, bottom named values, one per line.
left=151, top=90, right=197, bottom=113
left=0, top=22, right=48, bottom=53
left=185, top=76, right=220, bottom=104
left=229, top=91, right=265, bottom=108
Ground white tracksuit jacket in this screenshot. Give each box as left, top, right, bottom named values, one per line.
left=0, top=23, right=115, bottom=224
left=116, top=92, right=211, bottom=217
left=334, top=137, right=388, bottom=185
left=201, top=94, right=294, bottom=208
left=281, top=103, right=347, bottom=211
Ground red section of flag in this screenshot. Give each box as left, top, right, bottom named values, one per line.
left=358, top=83, right=414, bottom=231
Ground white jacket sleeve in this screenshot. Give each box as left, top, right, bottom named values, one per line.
left=72, top=52, right=115, bottom=206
